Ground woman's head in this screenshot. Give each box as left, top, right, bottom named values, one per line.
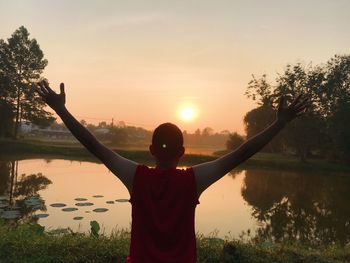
left=150, top=123, right=184, bottom=161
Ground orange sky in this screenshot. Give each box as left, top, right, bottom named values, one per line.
left=1, top=0, right=349, bottom=133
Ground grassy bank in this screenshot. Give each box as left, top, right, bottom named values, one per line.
left=0, top=220, right=349, bottom=263
left=0, top=139, right=215, bottom=165
left=1, top=139, right=350, bottom=173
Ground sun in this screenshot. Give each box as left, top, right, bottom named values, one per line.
left=178, top=105, right=198, bottom=122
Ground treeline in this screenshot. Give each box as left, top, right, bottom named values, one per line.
left=51, top=121, right=229, bottom=149
left=228, top=55, right=350, bottom=162
left=0, top=26, right=53, bottom=138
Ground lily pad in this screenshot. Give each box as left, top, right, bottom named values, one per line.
left=62, top=207, right=78, bottom=212
left=9, top=206, right=21, bottom=210
left=25, top=198, right=43, bottom=206
left=73, top=216, right=83, bottom=220
left=50, top=203, right=66, bottom=208
left=0, top=204, right=8, bottom=209
left=75, top=202, right=94, bottom=207
left=115, top=199, right=129, bottom=203
left=106, top=201, right=115, bottom=204
left=0, top=196, right=8, bottom=201
left=92, top=195, right=104, bottom=198
left=93, top=208, right=108, bottom=213
left=25, top=198, right=41, bottom=202
left=26, top=203, right=42, bottom=208
left=33, top=213, right=49, bottom=219
left=74, top=198, right=88, bottom=201
left=1, top=210, right=20, bottom=219
left=25, top=200, right=40, bottom=204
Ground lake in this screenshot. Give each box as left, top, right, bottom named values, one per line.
left=0, top=158, right=350, bottom=245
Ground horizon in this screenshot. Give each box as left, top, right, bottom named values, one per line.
left=1, top=0, right=349, bottom=133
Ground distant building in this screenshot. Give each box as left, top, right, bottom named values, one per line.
left=95, top=128, right=110, bottom=135
left=19, top=122, right=33, bottom=133
left=19, top=122, right=72, bottom=139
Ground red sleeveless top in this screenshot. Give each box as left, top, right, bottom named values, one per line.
left=128, top=165, right=199, bottom=263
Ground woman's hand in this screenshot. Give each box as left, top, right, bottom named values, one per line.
left=276, top=94, right=309, bottom=125
left=37, top=81, right=66, bottom=112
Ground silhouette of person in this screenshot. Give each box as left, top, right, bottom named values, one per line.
left=37, top=81, right=308, bottom=263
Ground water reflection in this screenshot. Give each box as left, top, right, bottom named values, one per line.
left=242, top=169, right=350, bottom=245
left=1, top=158, right=350, bottom=245
left=0, top=160, right=52, bottom=223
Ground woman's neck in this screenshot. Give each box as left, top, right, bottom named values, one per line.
left=155, top=159, right=179, bottom=170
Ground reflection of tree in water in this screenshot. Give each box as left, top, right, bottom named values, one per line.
left=0, top=162, right=11, bottom=194
left=227, top=169, right=243, bottom=180
left=0, top=160, right=52, bottom=223
left=242, top=169, right=350, bottom=245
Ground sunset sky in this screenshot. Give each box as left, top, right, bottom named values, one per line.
left=1, top=0, right=349, bottom=133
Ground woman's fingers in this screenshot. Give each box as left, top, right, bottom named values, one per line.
left=294, top=98, right=309, bottom=112
left=296, top=107, right=307, bottom=117
left=60, top=83, right=65, bottom=95
left=38, top=80, right=60, bottom=96
left=43, top=81, right=57, bottom=95
left=36, top=86, right=46, bottom=97
left=37, top=81, right=45, bottom=90
left=289, top=94, right=303, bottom=108
left=293, top=104, right=308, bottom=118
left=38, top=82, right=49, bottom=95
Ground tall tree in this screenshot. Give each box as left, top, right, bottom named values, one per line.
left=322, top=55, right=350, bottom=160
left=0, top=40, right=15, bottom=137
left=273, top=64, right=327, bottom=161
left=4, top=26, right=54, bottom=138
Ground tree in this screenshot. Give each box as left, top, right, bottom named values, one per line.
left=273, top=64, right=327, bottom=160
left=245, top=62, right=329, bottom=160
left=0, top=100, right=13, bottom=137
left=194, top=128, right=201, bottom=136
left=226, top=132, right=245, bottom=150
left=202, top=127, right=214, bottom=137
left=98, top=121, right=107, bottom=128
left=109, top=127, right=128, bottom=145
left=2, top=26, right=54, bottom=138
left=319, top=55, right=350, bottom=118
left=321, top=55, right=350, bottom=160
left=243, top=105, right=283, bottom=153
left=0, top=40, right=15, bottom=137
left=245, top=74, right=274, bottom=106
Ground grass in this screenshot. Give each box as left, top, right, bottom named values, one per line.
left=1, top=138, right=350, bottom=173
left=0, top=220, right=349, bottom=263
left=238, top=152, right=350, bottom=174
left=0, top=138, right=216, bottom=165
